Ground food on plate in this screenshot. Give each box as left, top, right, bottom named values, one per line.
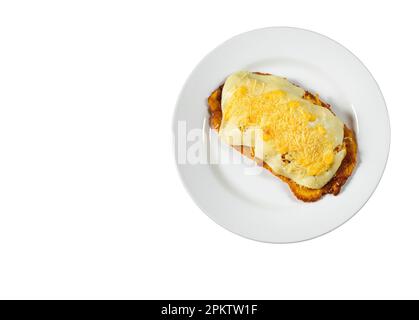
left=207, top=71, right=357, bottom=202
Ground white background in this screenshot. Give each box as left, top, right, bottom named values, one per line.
left=0, top=0, right=416, bottom=300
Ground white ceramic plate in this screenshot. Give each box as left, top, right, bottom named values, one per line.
left=173, top=27, right=390, bottom=243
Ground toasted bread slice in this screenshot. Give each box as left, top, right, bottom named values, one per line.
left=207, top=76, right=357, bottom=202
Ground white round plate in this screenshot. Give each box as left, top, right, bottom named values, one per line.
left=173, top=27, right=390, bottom=243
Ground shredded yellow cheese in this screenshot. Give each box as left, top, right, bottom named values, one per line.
left=224, top=87, right=335, bottom=176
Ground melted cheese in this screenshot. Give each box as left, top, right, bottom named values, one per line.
left=219, top=71, right=346, bottom=189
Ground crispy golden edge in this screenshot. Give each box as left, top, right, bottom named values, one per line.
left=207, top=75, right=358, bottom=202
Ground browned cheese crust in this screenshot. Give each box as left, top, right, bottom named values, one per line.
left=207, top=76, right=357, bottom=202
